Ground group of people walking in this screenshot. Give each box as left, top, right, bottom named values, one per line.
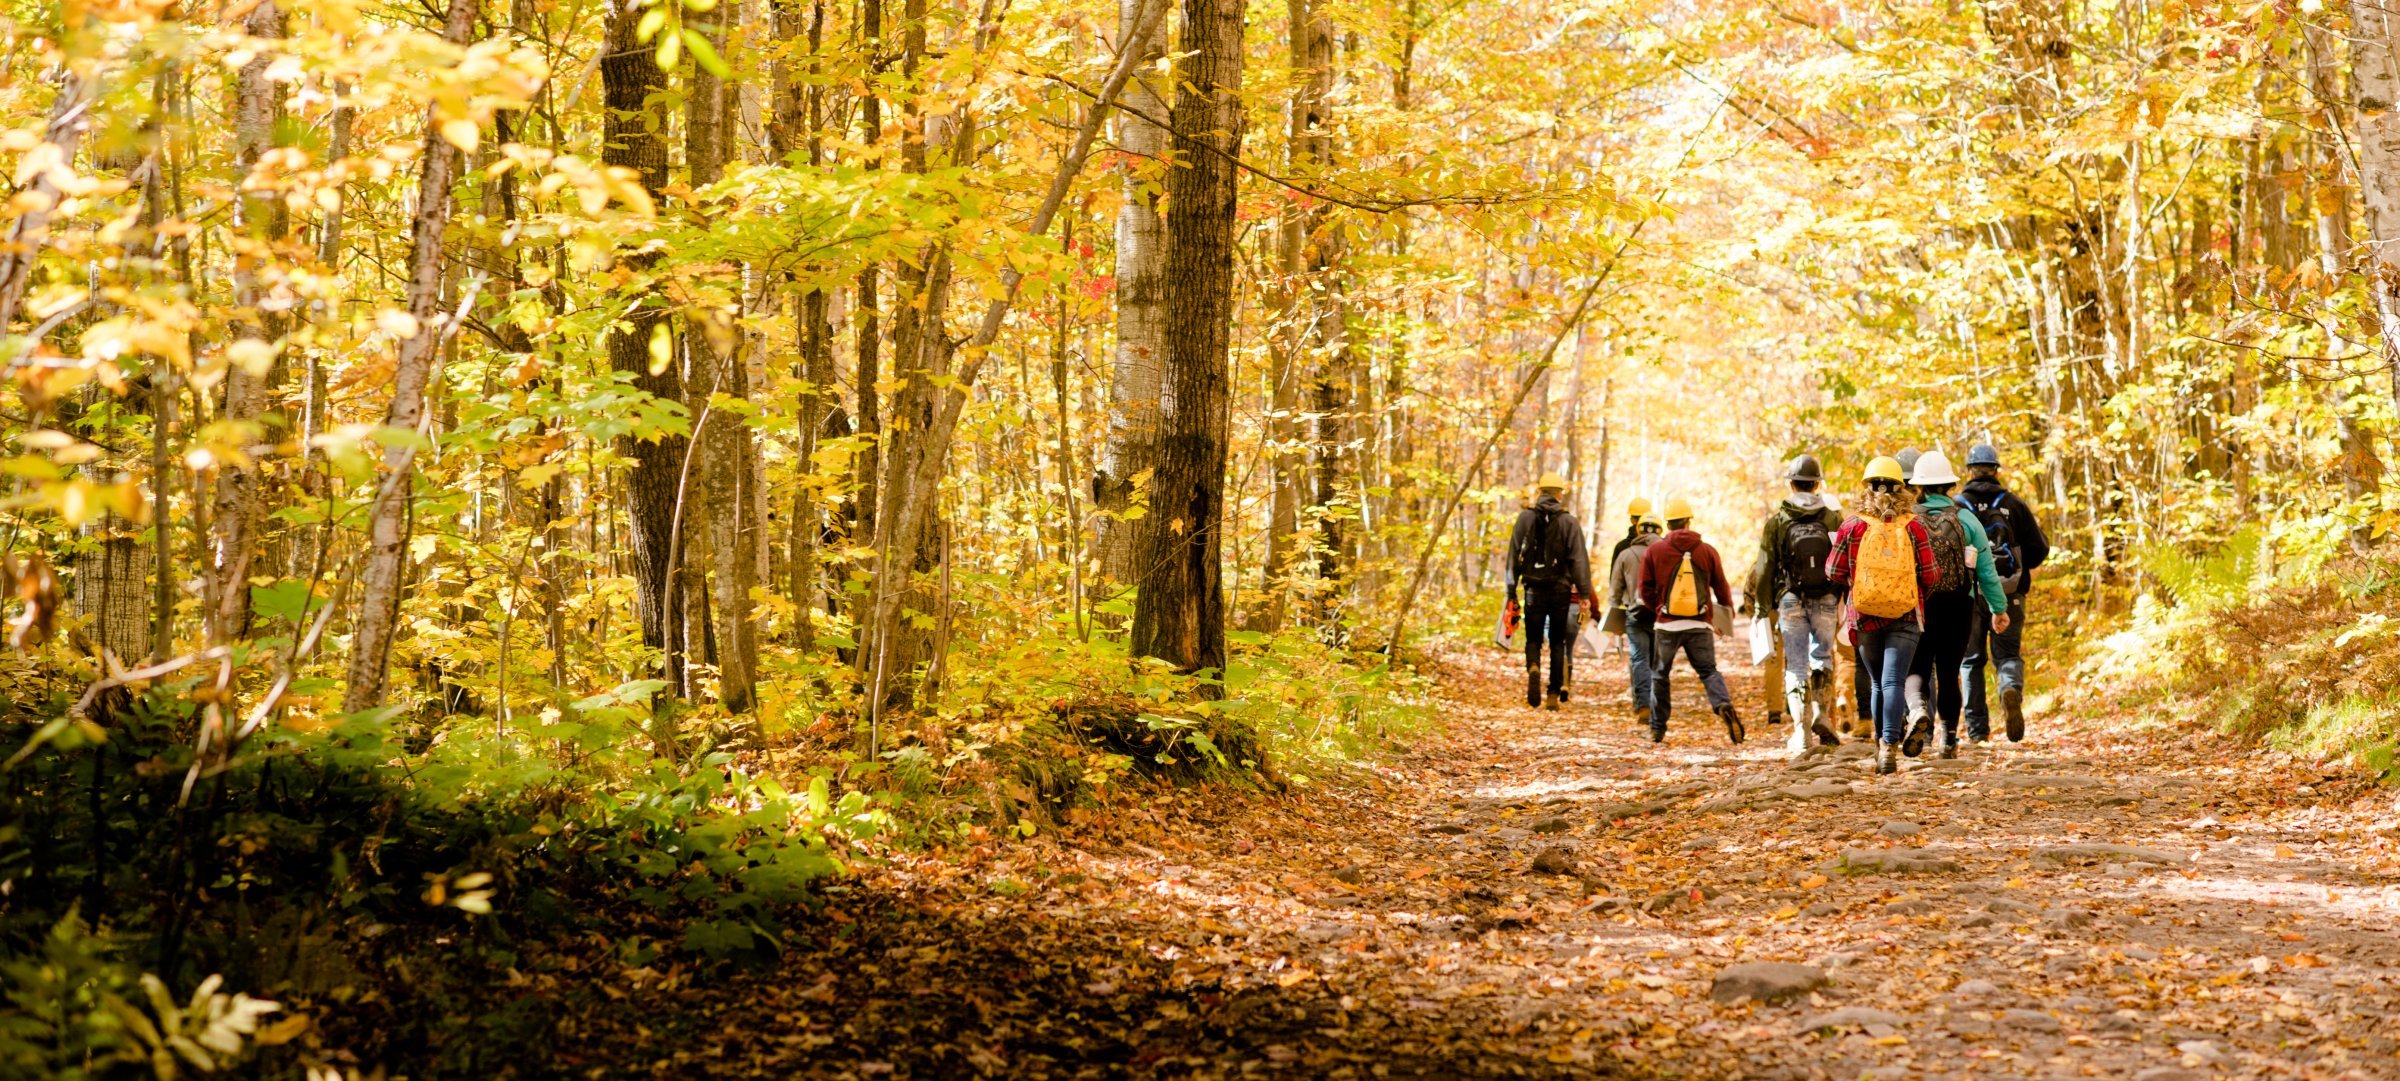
left=1505, top=445, right=2049, bottom=774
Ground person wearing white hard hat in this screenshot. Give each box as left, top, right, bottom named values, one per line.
left=1898, top=449, right=2010, bottom=759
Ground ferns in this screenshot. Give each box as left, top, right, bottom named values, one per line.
left=2144, top=527, right=2262, bottom=614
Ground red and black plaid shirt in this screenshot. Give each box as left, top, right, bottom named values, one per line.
left=1826, top=514, right=1937, bottom=633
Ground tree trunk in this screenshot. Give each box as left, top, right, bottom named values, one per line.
left=1093, top=0, right=1171, bottom=588
left=341, top=0, right=477, bottom=712
left=600, top=6, right=689, bottom=725
left=2351, top=0, right=2400, bottom=418
left=1131, top=0, right=1244, bottom=678
left=686, top=7, right=759, bottom=713
left=208, top=0, right=289, bottom=645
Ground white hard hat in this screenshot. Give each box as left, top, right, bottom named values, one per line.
left=1910, top=449, right=1960, bottom=487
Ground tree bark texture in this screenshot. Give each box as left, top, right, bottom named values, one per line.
left=209, top=0, right=289, bottom=645
left=2350, top=1, right=2400, bottom=417
left=600, top=5, right=691, bottom=709
left=1131, top=0, right=1244, bottom=678
left=1093, top=0, right=1171, bottom=587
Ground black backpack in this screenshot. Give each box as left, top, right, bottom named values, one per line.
left=1782, top=511, right=1835, bottom=596
left=1516, top=507, right=1569, bottom=585
left=1967, top=492, right=2021, bottom=584
left=1920, top=504, right=1971, bottom=594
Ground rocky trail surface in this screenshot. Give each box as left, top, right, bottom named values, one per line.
left=577, top=640, right=2400, bottom=1079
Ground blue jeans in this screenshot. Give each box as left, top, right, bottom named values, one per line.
left=1778, top=593, right=1841, bottom=717
left=1625, top=617, right=1655, bottom=709
left=1857, top=623, right=1922, bottom=745
left=1963, top=593, right=2026, bottom=739
left=1650, top=626, right=1732, bottom=731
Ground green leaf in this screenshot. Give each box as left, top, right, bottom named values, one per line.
left=681, top=29, right=730, bottom=79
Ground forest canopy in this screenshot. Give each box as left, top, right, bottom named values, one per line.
left=5, top=0, right=2400, bottom=1073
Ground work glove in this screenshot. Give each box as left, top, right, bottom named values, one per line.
left=1503, top=598, right=1521, bottom=637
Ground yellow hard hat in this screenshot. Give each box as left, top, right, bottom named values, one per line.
left=1626, top=496, right=1653, bottom=518
left=1640, top=514, right=1665, bottom=529
left=1865, top=456, right=1906, bottom=483
left=1535, top=472, right=1569, bottom=492
left=1663, top=496, right=1694, bottom=521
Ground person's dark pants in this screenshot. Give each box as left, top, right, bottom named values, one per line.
left=1650, top=626, right=1732, bottom=733
left=1858, top=622, right=1922, bottom=744
left=1907, top=590, right=1977, bottom=740
left=1962, top=593, right=2026, bottom=740
left=1523, top=589, right=1575, bottom=699
left=1854, top=640, right=1874, bottom=724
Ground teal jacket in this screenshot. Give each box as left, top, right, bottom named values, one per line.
left=1917, top=493, right=2006, bottom=614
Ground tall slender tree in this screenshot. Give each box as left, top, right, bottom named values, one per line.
left=342, top=0, right=480, bottom=712
left=1131, top=0, right=1245, bottom=677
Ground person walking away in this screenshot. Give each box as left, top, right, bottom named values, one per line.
left=1750, top=454, right=1844, bottom=755
left=1899, top=450, right=2010, bottom=758
left=1508, top=474, right=1599, bottom=711
left=1609, top=497, right=1655, bottom=570
left=1609, top=514, right=1663, bottom=726
left=1827, top=457, right=1938, bottom=774
left=1639, top=497, right=1743, bottom=744
left=1959, top=442, right=2048, bottom=742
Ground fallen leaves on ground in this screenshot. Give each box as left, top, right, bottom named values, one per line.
left=552, top=642, right=2400, bottom=1079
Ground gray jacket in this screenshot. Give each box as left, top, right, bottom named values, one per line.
left=1609, top=532, right=1659, bottom=614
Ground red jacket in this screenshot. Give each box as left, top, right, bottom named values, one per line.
left=1639, top=529, right=1732, bottom=621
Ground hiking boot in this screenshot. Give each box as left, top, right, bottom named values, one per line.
left=1649, top=723, right=1666, bottom=744
left=2002, top=686, right=2025, bottom=742
left=1717, top=704, right=1746, bottom=744
left=1936, top=731, right=1958, bottom=759
left=1875, top=741, right=1898, bottom=775
left=1900, top=708, right=1932, bottom=758
left=1633, top=706, right=1653, bottom=729
left=1526, top=671, right=1543, bottom=709
left=1810, top=718, right=1840, bottom=747
left=1544, top=691, right=1563, bottom=712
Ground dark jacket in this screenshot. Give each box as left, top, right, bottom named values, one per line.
left=1958, top=477, right=2049, bottom=592
left=1748, top=492, right=1843, bottom=614
left=1607, top=526, right=1642, bottom=572
left=1507, top=496, right=1594, bottom=600
left=1639, top=529, right=1732, bottom=621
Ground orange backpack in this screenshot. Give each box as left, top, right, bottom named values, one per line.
left=1851, top=516, right=1919, bottom=620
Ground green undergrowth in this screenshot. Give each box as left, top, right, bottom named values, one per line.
left=856, top=611, right=1436, bottom=845
left=2076, top=527, right=2400, bottom=782
left=0, top=607, right=1434, bottom=1077
left=0, top=656, right=877, bottom=1078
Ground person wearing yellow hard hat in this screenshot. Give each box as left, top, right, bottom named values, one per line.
left=1605, top=512, right=1666, bottom=726
left=1506, top=472, right=1597, bottom=711
left=1608, top=496, right=1655, bottom=570
left=1826, top=455, right=1939, bottom=775
left=1635, top=496, right=1745, bottom=745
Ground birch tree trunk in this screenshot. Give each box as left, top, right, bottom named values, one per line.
left=2349, top=1, right=2400, bottom=416
left=1093, top=0, right=1171, bottom=588
left=341, top=0, right=477, bottom=712
left=1130, top=0, right=1244, bottom=678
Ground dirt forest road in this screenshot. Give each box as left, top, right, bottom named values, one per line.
left=587, top=633, right=2400, bottom=1079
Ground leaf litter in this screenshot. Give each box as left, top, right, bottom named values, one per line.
left=558, top=640, right=2400, bottom=1079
